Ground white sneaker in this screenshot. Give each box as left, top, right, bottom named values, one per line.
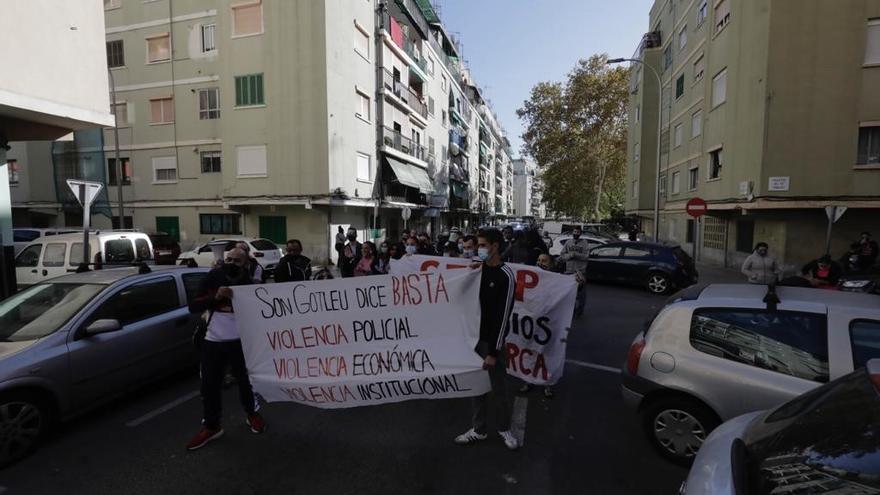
left=499, top=430, right=519, bottom=450
left=454, top=428, right=487, bottom=445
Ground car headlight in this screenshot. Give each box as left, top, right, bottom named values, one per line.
left=842, top=279, right=871, bottom=288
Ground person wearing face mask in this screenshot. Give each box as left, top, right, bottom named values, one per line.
left=340, top=227, right=362, bottom=278
left=461, top=235, right=478, bottom=260
left=274, top=239, right=311, bottom=283
left=741, top=242, right=779, bottom=285
left=404, top=236, right=420, bottom=256
left=417, top=232, right=437, bottom=256
left=374, top=241, right=392, bottom=274
left=454, top=228, right=518, bottom=450
left=558, top=227, right=590, bottom=319
left=186, top=248, right=266, bottom=451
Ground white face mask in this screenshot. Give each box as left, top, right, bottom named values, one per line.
left=477, top=247, right=490, bottom=261
left=405, top=245, right=417, bottom=255
left=463, top=248, right=475, bottom=258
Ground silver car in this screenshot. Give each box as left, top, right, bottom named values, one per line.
left=621, top=284, right=880, bottom=464
left=0, top=266, right=209, bottom=466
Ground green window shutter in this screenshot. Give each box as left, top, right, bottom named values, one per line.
left=255, top=74, right=264, bottom=104
left=235, top=76, right=242, bottom=106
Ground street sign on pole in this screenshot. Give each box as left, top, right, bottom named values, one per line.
left=66, top=179, right=103, bottom=266
left=401, top=206, right=411, bottom=230
left=823, top=206, right=847, bottom=255
left=686, top=197, right=708, bottom=218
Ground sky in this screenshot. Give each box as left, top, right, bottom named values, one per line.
left=434, top=0, right=655, bottom=157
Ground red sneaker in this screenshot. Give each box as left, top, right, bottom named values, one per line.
left=246, top=413, right=266, bottom=434
left=186, top=427, right=223, bottom=451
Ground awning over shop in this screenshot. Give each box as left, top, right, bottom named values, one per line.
left=385, top=156, right=433, bottom=193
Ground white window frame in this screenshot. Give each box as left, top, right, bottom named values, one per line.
left=149, top=96, right=174, bottom=124
left=441, top=74, right=447, bottom=92
left=679, top=25, right=688, bottom=50
left=355, top=89, right=370, bottom=121
left=353, top=20, right=370, bottom=61
left=198, top=88, right=220, bottom=120
left=200, top=150, right=222, bottom=173
left=356, top=152, right=371, bottom=183
left=201, top=24, right=217, bottom=53
left=672, top=170, right=681, bottom=194
left=708, top=147, right=723, bottom=180
left=694, top=55, right=705, bottom=82
left=697, top=0, right=708, bottom=26
left=145, top=32, right=171, bottom=64
left=688, top=165, right=699, bottom=191
left=692, top=110, right=702, bottom=138
left=152, top=156, right=178, bottom=184
left=714, top=0, right=731, bottom=34
left=712, top=68, right=728, bottom=108
left=231, top=0, right=264, bottom=38
left=674, top=123, right=683, bottom=148
left=865, top=19, right=880, bottom=66
left=236, top=144, right=268, bottom=178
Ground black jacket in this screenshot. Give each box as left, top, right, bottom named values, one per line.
left=476, top=264, right=516, bottom=358
left=340, top=241, right=362, bottom=278
left=275, top=254, right=312, bottom=283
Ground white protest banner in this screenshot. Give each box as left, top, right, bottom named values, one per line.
left=390, top=255, right=577, bottom=385
left=232, top=268, right=491, bottom=408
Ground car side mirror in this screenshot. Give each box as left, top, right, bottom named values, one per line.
left=84, top=319, right=122, bottom=336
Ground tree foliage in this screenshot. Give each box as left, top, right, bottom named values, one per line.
left=517, top=55, right=629, bottom=220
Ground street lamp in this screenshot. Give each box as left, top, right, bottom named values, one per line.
left=608, top=57, right=662, bottom=243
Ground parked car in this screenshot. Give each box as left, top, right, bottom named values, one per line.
left=681, top=359, right=880, bottom=494
left=548, top=233, right=610, bottom=257
left=0, top=266, right=209, bottom=466
left=148, top=232, right=181, bottom=265
left=13, top=228, right=78, bottom=255
left=177, top=237, right=282, bottom=275
left=14, top=231, right=154, bottom=288
left=622, top=284, right=880, bottom=464
left=838, top=266, right=880, bottom=295
left=585, top=241, right=697, bottom=294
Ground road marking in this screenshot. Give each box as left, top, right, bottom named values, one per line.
left=510, top=396, right=528, bottom=446
left=565, top=359, right=621, bottom=374
left=126, top=390, right=200, bottom=427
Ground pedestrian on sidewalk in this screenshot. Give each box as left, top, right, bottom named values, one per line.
left=741, top=242, right=779, bottom=285
left=454, top=228, right=519, bottom=450
left=274, top=239, right=311, bottom=283
left=333, top=226, right=346, bottom=266
left=340, top=228, right=362, bottom=278
left=558, top=226, right=590, bottom=319
left=186, top=248, right=266, bottom=451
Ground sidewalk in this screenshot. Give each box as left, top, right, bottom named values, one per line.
left=696, top=262, right=744, bottom=285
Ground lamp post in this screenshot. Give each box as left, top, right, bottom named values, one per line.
left=608, top=57, right=662, bottom=242
left=108, top=69, right=124, bottom=228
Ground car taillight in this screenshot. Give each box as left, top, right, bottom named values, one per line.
left=253, top=251, right=264, bottom=257
left=868, top=359, right=880, bottom=393
left=626, top=337, right=646, bottom=375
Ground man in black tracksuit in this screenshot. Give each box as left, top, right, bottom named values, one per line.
left=274, top=239, right=312, bottom=283
left=454, top=228, right=519, bottom=450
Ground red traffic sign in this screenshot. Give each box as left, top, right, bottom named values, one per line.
left=686, top=197, right=708, bottom=218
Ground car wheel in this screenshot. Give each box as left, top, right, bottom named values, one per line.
left=641, top=397, right=719, bottom=465
left=646, top=272, right=671, bottom=294
left=0, top=393, right=50, bottom=467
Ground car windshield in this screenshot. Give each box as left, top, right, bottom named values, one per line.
left=250, top=239, right=278, bottom=251
left=150, top=235, right=174, bottom=245
left=0, top=283, right=105, bottom=342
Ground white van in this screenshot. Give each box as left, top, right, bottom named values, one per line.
left=13, top=228, right=79, bottom=255
left=14, top=231, right=154, bottom=287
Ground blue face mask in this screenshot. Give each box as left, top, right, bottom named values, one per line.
left=477, top=247, right=490, bottom=261
left=405, top=245, right=417, bottom=255
left=463, top=248, right=475, bottom=258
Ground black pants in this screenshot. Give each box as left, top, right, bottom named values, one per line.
left=472, top=353, right=511, bottom=434
left=200, top=340, right=257, bottom=430
left=574, top=283, right=586, bottom=318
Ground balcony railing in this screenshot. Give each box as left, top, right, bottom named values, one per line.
left=381, top=12, right=429, bottom=75
left=380, top=69, right=427, bottom=118
left=403, top=37, right=428, bottom=73
left=381, top=126, right=427, bottom=162
left=449, top=128, right=468, bottom=153
left=394, top=0, right=431, bottom=40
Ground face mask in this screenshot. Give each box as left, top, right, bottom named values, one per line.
left=347, top=234, right=356, bottom=241
left=449, top=233, right=460, bottom=242
left=406, top=245, right=417, bottom=255
left=222, top=263, right=243, bottom=280
left=463, top=249, right=475, bottom=258
left=380, top=247, right=388, bottom=254
left=458, top=242, right=465, bottom=251
left=477, top=247, right=490, bottom=261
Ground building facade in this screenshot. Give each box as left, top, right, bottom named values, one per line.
left=7, top=0, right=515, bottom=263
left=511, top=157, right=546, bottom=218
left=626, top=0, right=880, bottom=272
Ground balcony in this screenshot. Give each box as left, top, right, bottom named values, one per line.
left=394, top=0, right=431, bottom=39
left=381, top=13, right=428, bottom=77
left=380, top=69, right=427, bottom=118
left=449, top=128, right=468, bottom=154
left=381, top=126, right=427, bottom=162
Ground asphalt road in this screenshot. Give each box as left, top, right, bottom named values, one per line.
left=1, top=281, right=686, bottom=495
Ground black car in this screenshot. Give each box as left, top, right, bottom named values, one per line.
left=585, top=241, right=697, bottom=294
left=148, top=232, right=181, bottom=265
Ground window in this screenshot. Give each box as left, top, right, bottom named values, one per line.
left=7, top=159, right=19, bottom=186
left=428, top=96, right=435, bottom=116
left=850, top=320, right=880, bottom=369
left=428, top=57, right=435, bottom=75
left=201, top=24, right=216, bottom=53
left=686, top=219, right=695, bottom=243
left=633, top=142, right=640, bottom=162
left=152, top=157, right=177, bottom=183
left=146, top=33, right=170, bottom=63
left=200, top=214, right=241, bottom=235
left=111, top=216, right=133, bottom=229
left=709, top=148, right=723, bottom=179
left=623, top=247, right=652, bottom=258
left=111, top=101, right=128, bottom=126
left=183, top=272, right=209, bottom=303
left=679, top=25, right=688, bottom=50
left=232, top=0, right=263, bottom=37
left=198, top=88, right=220, bottom=120
left=15, top=244, right=42, bottom=267
left=714, top=0, right=731, bottom=33
left=88, top=278, right=180, bottom=327
left=736, top=219, right=754, bottom=253
left=632, top=179, right=639, bottom=199
left=712, top=68, right=727, bottom=108
left=42, top=244, right=66, bottom=267
left=236, top=145, right=267, bottom=177
left=694, top=55, right=705, bottom=82
left=672, top=171, right=681, bottom=194
left=590, top=246, right=622, bottom=258
left=354, top=22, right=369, bottom=59
left=674, top=123, right=683, bottom=148
left=102, top=239, right=134, bottom=263
left=692, top=110, right=702, bottom=137
left=857, top=125, right=880, bottom=165
left=235, top=74, right=264, bottom=107
left=690, top=308, right=829, bottom=382
left=675, top=74, right=685, bottom=99
left=697, top=0, right=708, bottom=25
left=663, top=45, right=672, bottom=71
left=149, top=97, right=174, bottom=124
left=659, top=174, right=667, bottom=196
left=200, top=151, right=222, bottom=173
left=106, top=40, right=124, bottom=68
left=69, top=243, right=84, bottom=267
left=441, top=109, right=447, bottom=127
left=635, top=104, right=640, bottom=123
left=441, top=74, right=447, bottom=91
left=104, top=0, right=121, bottom=10
left=107, top=157, right=132, bottom=185
left=356, top=90, right=370, bottom=120
left=688, top=166, right=699, bottom=190
left=356, top=152, right=371, bottom=182
left=866, top=19, right=880, bottom=65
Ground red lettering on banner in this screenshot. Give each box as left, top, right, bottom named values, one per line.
left=520, top=349, right=534, bottom=375
left=391, top=273, right=449, bottom=305
left=504, top=342, right=550, bottom=381
left=515, top=270, right=539, bottom=302
left=506, top=342, right=520, bottom=372
left=420, top=260, right=440, bottom=271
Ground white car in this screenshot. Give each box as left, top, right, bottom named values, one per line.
left=177, top=238, right=282, bottom=274
left=13, top=228, right=79, bottom=255
left=548, top=233, right=609, bottom=256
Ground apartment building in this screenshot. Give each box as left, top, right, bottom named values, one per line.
left=626, top=0, right=880, bottom=271
left=511, top=157, right=545, bottom=218
left=7, top=0, right=514, bottom=263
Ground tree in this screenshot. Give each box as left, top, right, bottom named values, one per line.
left=517, top=55, right=629, bottom=220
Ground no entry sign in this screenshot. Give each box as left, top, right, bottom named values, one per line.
left=686, top=197, right=708, bottom=218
